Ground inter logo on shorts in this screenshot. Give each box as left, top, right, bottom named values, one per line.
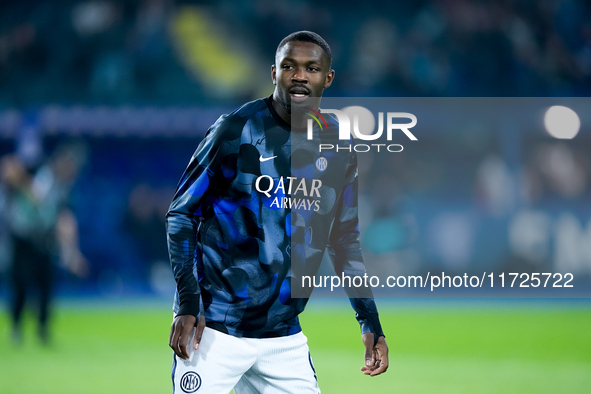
left=315, top=156, right=328, bottom=172
left=180, top=372, right=201, bottom=393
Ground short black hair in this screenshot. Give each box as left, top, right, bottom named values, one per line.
left=276, top=31, right=332, bottom=68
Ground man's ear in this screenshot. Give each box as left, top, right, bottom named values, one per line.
left=324, top=69, right=335, bottom=88
left=271, top=64, right=277, bottom=85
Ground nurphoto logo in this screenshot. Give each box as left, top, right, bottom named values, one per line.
left=305, top=106, right=418, bottom=153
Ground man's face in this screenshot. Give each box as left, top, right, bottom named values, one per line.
left=272, top=41, right=334, bottom=114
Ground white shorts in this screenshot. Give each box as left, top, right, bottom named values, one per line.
left=172, top=326, right=320, bottom=394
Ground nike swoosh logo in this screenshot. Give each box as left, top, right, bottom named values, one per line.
left=259, top=155, right=277, bottom=162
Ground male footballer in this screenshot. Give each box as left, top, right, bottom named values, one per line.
left=166, top=31, right=388, bottom=393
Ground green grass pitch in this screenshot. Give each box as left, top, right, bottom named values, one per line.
left=0, top=300, right=590, bottom=393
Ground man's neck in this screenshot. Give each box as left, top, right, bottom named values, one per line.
left=271, top=93, right=291, bottom=125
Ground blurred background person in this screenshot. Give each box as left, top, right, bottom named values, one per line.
left=0, top=141, right=88, bottom=345
left=1, top=154, right=53, bottom=344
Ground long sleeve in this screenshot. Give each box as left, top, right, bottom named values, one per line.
left=327, top=151, right=384, bottom=341
left=166, top=118, right=237, bottom=316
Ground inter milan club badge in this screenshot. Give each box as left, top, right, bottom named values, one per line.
left=315, top=156, right=328, bottom=172
left=180, top=372, right=202, bottom=393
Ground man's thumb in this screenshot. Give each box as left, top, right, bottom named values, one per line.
left=363, top=333, right=374, bottom=366
left=192, top=330, right=200, bottom=350
left=365, top=351, right=373, bottom=366
left=193, top=315, right=206, bottom=350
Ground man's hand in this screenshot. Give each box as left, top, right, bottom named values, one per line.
left=169, top=314, right=206, bottom=360
left=360, top=333, right=388, bottom=376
